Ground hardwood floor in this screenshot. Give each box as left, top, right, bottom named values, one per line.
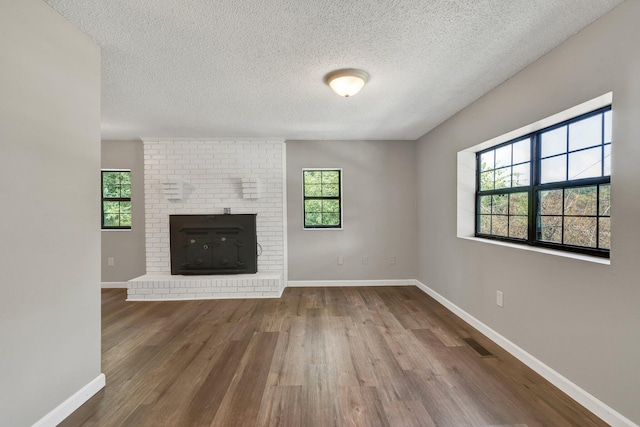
left=61, top=287, right=607, bottom=427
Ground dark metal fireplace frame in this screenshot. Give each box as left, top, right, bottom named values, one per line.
left=169, top=214, right=258, bottom=275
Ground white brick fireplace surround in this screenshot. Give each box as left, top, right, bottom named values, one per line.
left=128, top=139, right=287, bottom=301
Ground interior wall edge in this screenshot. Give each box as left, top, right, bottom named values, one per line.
left=32, top=374, right=105, bottom=427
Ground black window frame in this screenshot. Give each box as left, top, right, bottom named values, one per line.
left=302, top=169, right=342, bottom=229
left=475, top=106, right=611, bottom=258
left=101, top=170, right=132, bottom=230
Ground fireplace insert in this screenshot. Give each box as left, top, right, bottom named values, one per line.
left=169, top=214, right=257, bottom=275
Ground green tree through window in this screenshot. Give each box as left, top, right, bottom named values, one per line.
left=102, top=170, right=131, bottom=229
left=303, top=169, right=342, bottom=228
left=476, top=106, right=611, bottom=257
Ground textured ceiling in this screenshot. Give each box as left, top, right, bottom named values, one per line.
left=45, top=0, right=623, bottom=141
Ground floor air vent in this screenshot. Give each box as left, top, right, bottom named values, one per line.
left=462, top=337, right=494, bottom=358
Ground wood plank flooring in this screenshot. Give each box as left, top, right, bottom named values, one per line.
left=60, top=287, right=607, bottom=427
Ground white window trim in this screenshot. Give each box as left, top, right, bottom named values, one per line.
left=456, top=92, right=612, bottom=265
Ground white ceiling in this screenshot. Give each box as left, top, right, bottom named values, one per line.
left=45, top=0, right=623, bottom=141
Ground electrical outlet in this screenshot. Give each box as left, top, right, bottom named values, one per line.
left=496, top=290, right=504, bottom=308
left=107, top=257, right=115, bottom=267
left=362, top=256, right=368, bottom=265
left=389, top=256, right=396, bottom=265
left=337, top=256, right=344, bottom=265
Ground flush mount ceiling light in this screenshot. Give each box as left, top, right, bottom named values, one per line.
left=325, top=68, right=370, bottom=98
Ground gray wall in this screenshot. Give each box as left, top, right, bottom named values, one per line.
left=416, top=1, right=639, bottom=423
left=287, top=140, right=418, bottom=281
left=102, top=140, right=146, bottom=283
left=0, top=1, right=101, bottom=426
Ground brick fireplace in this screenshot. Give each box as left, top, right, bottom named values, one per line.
left=127, top=139, right=287, bottom=300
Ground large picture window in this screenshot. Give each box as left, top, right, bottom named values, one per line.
left=476, top=106, right=611, bottom=257
left=303, top=169, right=342, bottom=229
left=102, top=170, right=132, bottom=229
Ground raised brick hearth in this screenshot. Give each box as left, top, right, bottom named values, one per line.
left=127, top=272, right=283, bottom=301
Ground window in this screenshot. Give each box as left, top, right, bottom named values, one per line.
left=303, top=169, right=342, bottom=229
left=102, top=170, right=131, bottom=229
left=476, top=106, right=611, bottom=257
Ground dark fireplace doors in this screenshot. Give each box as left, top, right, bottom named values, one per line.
left=169, top=214, right=258, bottom=275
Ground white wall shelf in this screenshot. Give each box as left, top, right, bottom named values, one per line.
left=161, top=180, right=184, bottom=200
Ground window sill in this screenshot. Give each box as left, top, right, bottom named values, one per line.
left=303, top=227, right=343, bottom=231
left=458, top=236, right=610, bottom=265
left=101, top=229, right=132, bottom=232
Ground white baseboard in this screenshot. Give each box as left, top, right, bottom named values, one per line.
left=287, top=279, right=415, bottom=287
left=101, top=282, right=127, bottom=288
left=413, top=280, right=637, bottom=427
left=32, top=373, right=105, bottom=427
